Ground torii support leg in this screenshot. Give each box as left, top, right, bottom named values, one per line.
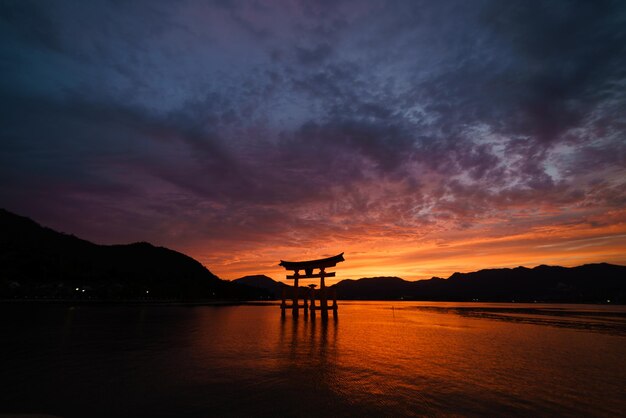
left=332, top=288, right=338, bottom=316
left=310, top=287, right=316, bottom=319
left=320, top=271, right=328, bottom=319
left=292, top=276, right=299, bottom=317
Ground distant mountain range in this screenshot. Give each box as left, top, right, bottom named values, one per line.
left=233, top=275, right=310, bottom=299
left=2, top=208, right=624, bottom=303
left=0, top=209, right=265, bottom=300
left=235, top=266, right=626, bottom=303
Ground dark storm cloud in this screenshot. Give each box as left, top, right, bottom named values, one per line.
left=1, top=0, right=625, bottom=265
left=481, top=0, right=626, bottom=141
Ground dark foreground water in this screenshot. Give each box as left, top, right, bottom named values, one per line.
left=1, top=302, right=625, bottom=417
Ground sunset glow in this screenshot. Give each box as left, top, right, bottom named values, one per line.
left=194, top=209, right=626, bottom=282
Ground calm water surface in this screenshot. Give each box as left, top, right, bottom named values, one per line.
left=1, top=302, right=625, bottom=417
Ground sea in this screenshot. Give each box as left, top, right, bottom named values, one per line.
left=1, top=301, right=625, bottom=417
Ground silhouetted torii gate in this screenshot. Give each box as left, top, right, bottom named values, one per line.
left=279, top=253, right=344, bottom=318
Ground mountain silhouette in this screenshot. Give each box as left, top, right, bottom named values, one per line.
left=0, top=208, right=264, bottom=300
left=3, top=208, right=624, bottom=303
left=237, top=267, right=625, bottom=303
left=233, top=275, right=312, bottom=299
left=331, top=265, right=625, bottom=303
left=233, top=275, right=279, bottom=290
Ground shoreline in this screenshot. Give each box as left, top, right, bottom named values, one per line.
left=0, top=299, right=622, bottom=306
left=0, top=298, right=278, bottom=306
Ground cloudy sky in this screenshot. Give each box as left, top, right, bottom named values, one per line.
left=1, top=0, right=625, bottom=281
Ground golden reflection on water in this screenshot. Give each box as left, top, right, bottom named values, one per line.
left=3, top=303, right=622, bottom=417
left=279, top=313, right=338, bottom=361
left=187, top=302, right=626, bottom=416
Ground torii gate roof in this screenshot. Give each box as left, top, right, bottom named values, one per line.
left=278, top=253, right=344, bottom=271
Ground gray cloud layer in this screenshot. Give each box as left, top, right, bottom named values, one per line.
left=1, top=0, right=625, bottom=274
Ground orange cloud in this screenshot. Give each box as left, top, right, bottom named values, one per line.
left=190, top=208, right=626, bottom=283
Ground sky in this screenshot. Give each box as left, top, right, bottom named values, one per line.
left=1, top=0, right=625, bottom=282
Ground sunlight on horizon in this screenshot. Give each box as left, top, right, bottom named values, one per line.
left=197, top=220, right=626, bottom=282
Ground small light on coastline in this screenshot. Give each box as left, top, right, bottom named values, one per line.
left=81, top=289, right=85, bottom=292
left=75, top=288, right=79, bottom=291
left=146, top=290, right=149, bottom=294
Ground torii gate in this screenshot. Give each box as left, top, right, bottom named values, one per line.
left=278, top=253, right=344, bottom=318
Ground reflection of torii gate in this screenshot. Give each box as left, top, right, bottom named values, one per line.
left=279, top=253, right=344, bottom=318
